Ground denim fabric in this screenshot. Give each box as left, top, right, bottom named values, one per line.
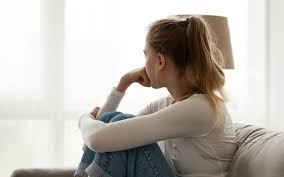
left=74, top=111, right=175, bottom=177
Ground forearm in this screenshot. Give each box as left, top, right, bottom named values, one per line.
left=96, top=76, right=131, bottom=118
left=94, top=87, right=125, bottom=118
left=115, top=75, right=131, bottom=93
left=80, top=77, right=132, bottom=148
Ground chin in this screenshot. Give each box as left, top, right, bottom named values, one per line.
left=151, top=84, right=162, bottom=89
left=149, top=79, right=163, bottom=89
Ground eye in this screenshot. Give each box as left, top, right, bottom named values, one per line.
left=143, top=50, right=146, bottom=56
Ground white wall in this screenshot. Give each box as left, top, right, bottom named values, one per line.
left=268, top=0, right=284, bottom=130
left=247, top=0, right=284, bottom=131
left=247, top=0, right=267, bottom=127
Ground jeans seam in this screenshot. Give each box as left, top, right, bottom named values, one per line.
left=102, top=152, right=116, bottom=173
left=74, top=162, right=89, bottom=177
left=142, top=147, right=160, bottom=177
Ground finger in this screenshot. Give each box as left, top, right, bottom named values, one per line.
left=142, top=80, right=151, bottom=87
left=141, top=74, right=150, bottom=84
left=142, top=69, right=150, bottom=82
left=91, top=107, right=100, bottom=117
left=139, top=78, right=151, bottom=87
left=92, top=106, right=100, bottom=112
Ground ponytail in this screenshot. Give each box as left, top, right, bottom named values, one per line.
left=185, top=16, right=228, bottom=132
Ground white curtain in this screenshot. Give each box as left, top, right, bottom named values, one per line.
left=1, top=0, right=276, bottom=176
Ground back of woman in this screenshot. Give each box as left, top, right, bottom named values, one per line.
left=139, top=94, right=237, bottom=177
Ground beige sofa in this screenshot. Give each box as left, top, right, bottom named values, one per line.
left=10, top=123, right=284, bottom=177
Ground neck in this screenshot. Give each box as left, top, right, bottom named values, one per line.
left=166, top=77, right=194, bottom=104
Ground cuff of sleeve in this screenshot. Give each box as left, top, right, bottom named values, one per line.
left=111, top=87, right=126, bottom=97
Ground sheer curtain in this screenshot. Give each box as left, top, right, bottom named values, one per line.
left=1, top=0, right=270, bottom=176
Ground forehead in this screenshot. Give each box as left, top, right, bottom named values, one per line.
left=144, top=42, right=151, bottom=52
left=144, top=42, right=148, bottom=49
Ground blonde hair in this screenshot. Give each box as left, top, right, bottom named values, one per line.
left=146, top=15, right=228, bottom=132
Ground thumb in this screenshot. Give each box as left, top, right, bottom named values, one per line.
left=141, top=77, right=151, bottom=87
left=91, top=106, right=100, bottom=118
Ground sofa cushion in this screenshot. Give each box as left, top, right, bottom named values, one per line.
left=10, top=168, right=75, bottom=177
left=227, top=123, right=284, bottom=177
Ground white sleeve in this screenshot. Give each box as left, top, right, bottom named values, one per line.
left=79, top=95, right=215, bottom=153
left=135, top=96, right=171, bottom=116
left=95, top=87, right=125, bottom=118
left=134, top=103, right=153, bottom=116
left=134, top=96, right=172, bottom=153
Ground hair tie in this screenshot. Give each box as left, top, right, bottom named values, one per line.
left=185, top=18, right=190, bottom=25
left=181, top=17, right=190, bottom=27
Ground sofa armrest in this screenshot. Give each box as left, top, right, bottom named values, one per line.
left=10, top=168, right=76, bottom=177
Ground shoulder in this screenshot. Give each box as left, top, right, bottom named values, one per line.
left=149, top=93, right=214, bottom=109
left=156, top=93, right=214, bottom=113
left=173, top=93, right=212, bottom=108
left=172, top=94, right=218, bottom=134
left=149, top=95, right=173, bottom=111
left=147, top=94, right=219, bottom=137
left=135, top=95, right=172, bottom=116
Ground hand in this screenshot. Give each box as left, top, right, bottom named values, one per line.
left=116, top=67, right=151, bottom=92
left=128, top=67, right=151, bottom=87
left=90, top=106, right=100, bottom=119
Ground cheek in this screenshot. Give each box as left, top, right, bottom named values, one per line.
left=145, top=65, right=151, bottom=79
left=145, top=61, right=154, bottom=81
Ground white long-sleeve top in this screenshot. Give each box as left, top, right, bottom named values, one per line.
left=78, top=87, right=237, bottom=177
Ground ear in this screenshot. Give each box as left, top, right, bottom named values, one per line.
left=156, top=53, right=166, bottom=71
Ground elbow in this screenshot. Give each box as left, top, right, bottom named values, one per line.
left=85, top=134, right=105, bottom=153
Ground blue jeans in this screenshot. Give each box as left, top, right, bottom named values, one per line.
left=74, top=111, right=175, bottom=177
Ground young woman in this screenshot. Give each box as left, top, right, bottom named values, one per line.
left=74, top=15, right=237, bottom=177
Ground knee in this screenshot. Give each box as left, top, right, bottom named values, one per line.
left=97, top=111, right=122, bottom=123
left=109, top=113, right=135, bottom=122
left=97, top=112, right=135, bottom=123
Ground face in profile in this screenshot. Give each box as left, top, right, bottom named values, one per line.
left=144, top=43, right=157, bottom=88
left=143, top=43, right=164, bottom=89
